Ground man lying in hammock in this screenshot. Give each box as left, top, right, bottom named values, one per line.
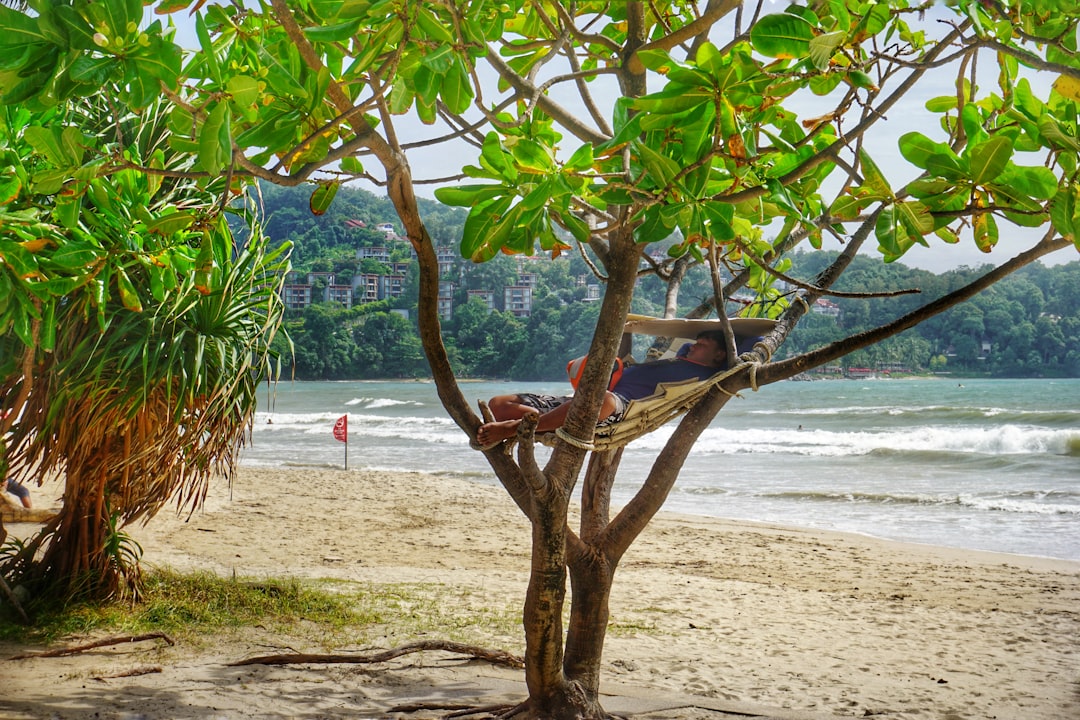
left=476, top=330, right=729, bottom=448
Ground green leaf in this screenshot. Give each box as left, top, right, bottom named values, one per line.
left=558, top=211, right=590, bottom=243
left=461, top=194, right=515, bottom=261
left=634, top=141, right=680, bottom=188
left=309, top=181, right=340, bottom=216
left=198, top=101, right=230, bottom=175
left=478, top=132, right=516, bottom=182
left=925, top=95, right=958, bottom=112
left=973, top=210, right=998, bottom=252
left=0, top=174, right=21, bottom=204
left=895, top=199, right=934, bottom=237
left=995, top=164, right=1059, bottom=202
left=196, top=12, right=221, bottom=84
left=858, top=150, right=893, bottom=200
left=303, top=18, right=362, bottom=43
left=750, top=12, right=814, bottom=59
left=1037, top=113, right=1080, bottom=152
left=898, top=132, right=954, bottom=170
left=508, top=138, right=553, bottom=173
left=925, top=152, right=968, bottom=181
left=144, top=211, right=197, bottom=236
left=563, top=143, right=595, bottom=173
left=340, top=156, right=364, bottom=174
left=414, top=5, right=454, bottom=44
left=968, top=136, right=1013, bottom=185
left=69, top=54, right=119, bottom=85
left=440, top=59, right=472, bottom=115
left=1049, top=185, right=1080, bottom=243
left=808, top=31, right=844, bottom=71
left=701, top=201, right=735, bottom=240
left=115, top=267, right=143, bottom=312
left=434, top=184, right=507, bottom=207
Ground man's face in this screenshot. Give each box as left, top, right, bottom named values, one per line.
left=685, top=336, right=725, bottom=367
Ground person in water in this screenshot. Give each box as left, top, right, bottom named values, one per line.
left=476, top=330, right=730, bottom=447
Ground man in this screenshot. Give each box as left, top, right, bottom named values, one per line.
left=476, top=330, right=730, bottom=448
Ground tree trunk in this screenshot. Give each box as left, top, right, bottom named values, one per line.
left=34, top=468, right=114, bottom=597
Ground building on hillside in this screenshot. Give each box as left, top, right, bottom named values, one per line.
left=813, top=298, right=841, bottom=317
left=326, top=283, right=352, bottom=308
left=436, top=246, right=458, bottom=277
left=282, top=283, right=312, bottom=312
left=504, top=285, right=533, bottom=317
left=438, top=281, right=455, bottom=319
left=357, top=246, right=391, bottom=262
left=468, top=290, right=496, bottom=312
left=353, top=274, right=380, bottom=304
left=379, top=274, right=407, bottom=300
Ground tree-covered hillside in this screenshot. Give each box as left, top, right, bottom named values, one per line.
left=262, top=186, right=1079, bottom=380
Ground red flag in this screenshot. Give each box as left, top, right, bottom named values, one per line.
left=332, top=414, right=348, bottom=443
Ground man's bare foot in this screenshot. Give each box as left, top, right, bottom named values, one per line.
left=477, top=419, right=520, bottom=446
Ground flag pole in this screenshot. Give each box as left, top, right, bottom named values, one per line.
left=333, top=414, right=349, bottom=470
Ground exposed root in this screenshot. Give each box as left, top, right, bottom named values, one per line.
left=389, top=701, right=519, bottom=718
left=7, top=632, right=174, bottom=660
left=228, top=639, right=524, bottom=669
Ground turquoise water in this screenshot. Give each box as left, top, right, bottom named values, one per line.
left=245, top=378, right=1080, bottom=561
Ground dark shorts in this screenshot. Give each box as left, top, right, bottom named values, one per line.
left=5, top=479, right=29, bottom=500
left=515, top=392, right=628, bottom=425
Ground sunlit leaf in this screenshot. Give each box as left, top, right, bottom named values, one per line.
left=750, top=13, right=814, bottom=59
left=968, top=136, right=1013, bottom=185
left=808, top=31, right=844, bottom=71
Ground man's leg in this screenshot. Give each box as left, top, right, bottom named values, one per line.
left=478, top=392, right=619, bottom=446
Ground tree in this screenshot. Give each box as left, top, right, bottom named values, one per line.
left=4, top=1, right=1079, bottom=717
left=0, top=97, right=288, bottom=598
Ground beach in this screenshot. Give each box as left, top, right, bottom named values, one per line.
left=2, top=466, right=1079, bottom=719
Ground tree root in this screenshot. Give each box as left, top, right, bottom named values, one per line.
left=389, top=701, right=519, bottom=718
left=228, top=639, right=524, bottom=669
left=7, top=632, right=174, bottom=660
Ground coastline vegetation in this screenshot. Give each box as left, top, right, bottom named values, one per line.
left=268, top=185, right=1080, bottom=381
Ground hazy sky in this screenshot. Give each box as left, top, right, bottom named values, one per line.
left=163, top=10, right=1076, bottom=273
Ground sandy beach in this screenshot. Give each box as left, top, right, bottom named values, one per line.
left=2, top=466, right=1078, bottom=719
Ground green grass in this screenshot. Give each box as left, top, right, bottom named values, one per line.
left=0, top=568, right=524, bottom=652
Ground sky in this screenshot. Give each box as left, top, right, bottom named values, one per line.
left=162, top=7, right=1077, bottom=274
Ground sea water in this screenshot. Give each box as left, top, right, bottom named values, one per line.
left=243, top=378, right=1080, bottom=561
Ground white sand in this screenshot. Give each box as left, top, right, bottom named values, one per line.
left=2, top=466, right=1078, bottom=719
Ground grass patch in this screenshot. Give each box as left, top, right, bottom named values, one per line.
left=0, top=568, right=371, bottom=645
left=0, top=568, right=524, bottom=653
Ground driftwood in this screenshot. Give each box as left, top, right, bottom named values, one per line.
left=7, top=632, right=175, bottom=660
left=229, top=639, right=524, bottom=669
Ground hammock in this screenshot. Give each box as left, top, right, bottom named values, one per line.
left=540, top=315, right=776, bottom=452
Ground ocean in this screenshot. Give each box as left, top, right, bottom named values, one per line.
left=243, top=378, right=1080, bottom=562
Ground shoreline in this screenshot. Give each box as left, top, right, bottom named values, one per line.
left=4, top=466, right=1079, bottom=719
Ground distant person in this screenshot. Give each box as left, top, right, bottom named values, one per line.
left=477, top=330, right=732, bottom=448
left=4, top=477, right=31, bottom=509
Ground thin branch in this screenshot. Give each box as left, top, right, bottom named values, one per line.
left=228, top=639, right=524, bottom=669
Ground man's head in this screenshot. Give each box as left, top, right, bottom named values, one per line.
left=685, top=330, right=728, bottom=368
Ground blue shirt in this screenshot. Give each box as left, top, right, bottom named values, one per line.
left=611, top=359, right=719, bottom=401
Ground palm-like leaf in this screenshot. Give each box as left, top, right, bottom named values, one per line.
left=1, top=95, right=290, bottom=599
